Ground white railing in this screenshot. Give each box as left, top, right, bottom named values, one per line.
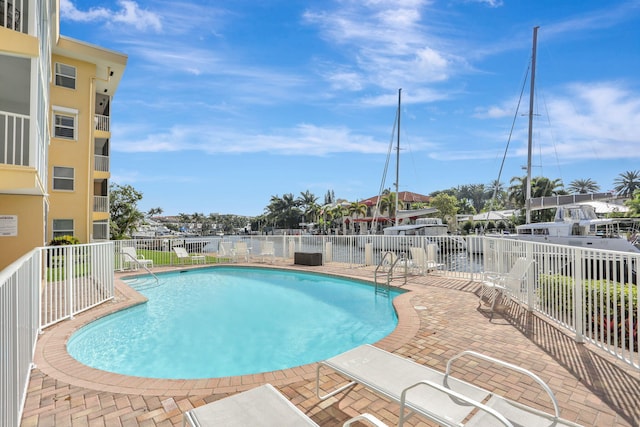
left=94, top=154, right=109, bottom=172
left=93, top=195, right=108, bottom=212
left=0, top=111, right=30, bottom=166
left=94, top=114, right=109, bottom=132
left=93, top=222, right=109, bottom=241
left=1, top=242, right=114, bottom=426
left=482, top=236, right=639, bottom=369
left=40, top=242, right=115, bottom=328
left=1, top=0, right=24, bottom=32
left=0, top=248, right=41, bottom=427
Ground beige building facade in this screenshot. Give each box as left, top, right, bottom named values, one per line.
left=0, top=0, right=127, bottom=269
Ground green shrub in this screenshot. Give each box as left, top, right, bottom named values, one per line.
left=537, top=274, right=638, bottom=350
left=49, top=235, right=80, bottom=246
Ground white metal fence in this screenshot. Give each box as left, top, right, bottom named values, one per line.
left=0, top=242, right=114, bottom=426
left=40, top=242, right=115, bottom=328
left=481, top=236, right=639, bottom=369
left=0, top=249, right=40, bottom=427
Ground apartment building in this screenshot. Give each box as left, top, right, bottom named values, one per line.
left=0, top=0, right=127, bottom=269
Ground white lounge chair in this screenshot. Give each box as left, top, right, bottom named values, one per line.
left=183, top=383, right=387, bottom=427
left=121, top=246, right=153, bottom=270
left=480, top=257, right=533, bottom=320
left=173, top=247, right=206, bottom=265
left=259, top=240, right=275, bottom=263
left=409, top=245, right=441, bottom=275
left=217, top=241, right=234, bottom=263
left=233, top=241, right=250, bottom=263
left=316, top=344, right=582, bottom=427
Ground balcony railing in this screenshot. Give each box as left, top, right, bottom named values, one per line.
left=93, top=222, right=109, bottom=240
left=1, top=0, right=23, bottom=32
left=94, top=154, right=109, bottom=172
left=0, top=111, right=30, bottom=166
left=94, top=114, right=109, bottom=132
left=93, top=195, right=109, bottom=213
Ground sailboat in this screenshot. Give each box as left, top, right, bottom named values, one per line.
left=500, top=27, right=640, bottom=254
left=370, top=89, right=443, bottom=236
left=355, top=89, right=465, bottom=253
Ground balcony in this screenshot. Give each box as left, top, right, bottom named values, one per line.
left=92, top=221, right=109, bottom=240
left=0, top=110, right=30, bottom=166
left=0, top=0, right=23, bottom=32
left=94, top=114, right=110, bottom=132
left=94, top=154, right=109, bottom=172
left=93, top=195, right=108, bottom=213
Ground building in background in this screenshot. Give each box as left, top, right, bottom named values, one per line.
left=0, top=0, right=127, bottom=269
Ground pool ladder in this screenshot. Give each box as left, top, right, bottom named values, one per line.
left=374, top=251, right=408, bottom=295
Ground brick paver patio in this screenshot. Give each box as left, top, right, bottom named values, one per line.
left=20, top=262, right=640, bottom=426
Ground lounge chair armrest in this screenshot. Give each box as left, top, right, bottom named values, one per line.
left=399, top=380, right=513, bottom=427
left=445, top=350, right=561, bottom=419
left=343, top=413, right=388, bottom=427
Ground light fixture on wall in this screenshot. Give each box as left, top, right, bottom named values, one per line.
left=104, top=89, right=108, bottom=93
left=109, top=71, right=114, bottom=76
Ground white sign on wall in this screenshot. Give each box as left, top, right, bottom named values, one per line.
left=0, top=215, right=18, bottom=237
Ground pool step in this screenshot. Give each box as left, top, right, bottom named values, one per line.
left=127, top=276, right=161, bottom=291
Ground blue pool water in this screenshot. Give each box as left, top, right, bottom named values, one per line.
left=68, top=267, right=401, bottom=379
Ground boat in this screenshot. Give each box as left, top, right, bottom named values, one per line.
left=358, top=90, right=462, bottom=251
left=490, top=27, right=640, bottom=254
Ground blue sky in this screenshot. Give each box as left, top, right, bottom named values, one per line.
left=60, top=0, right=640, bottom=217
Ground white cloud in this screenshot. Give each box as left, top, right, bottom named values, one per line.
left=60, top=0, right=162, bottom=32
left=303, top=1, right=469, bottom=92
left=112, top=123, right=397, bottom=156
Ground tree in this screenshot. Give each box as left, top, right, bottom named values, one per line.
left=429, top=193, right=458, bottom=220
left=324, top=190, right=335, bottom=205
left=508, top=175, right=565, bottom=223
left=458, top=184, right=488, bottom=213
left=109, top=183, right=144, bottom=239
left=297, top=190, right=319, bottom=224
left=146, top=207, right=163, bottom=218
left=614, top=170, right=640, bottom=198
left=567, top=178, right=600, bottom=194
left=347, top=201, right=367, bottom=233
left=624, top=190, right=640, bottom=217
left=486, top=179, right=507, bottom=210
left=264, top=193, right=302, bottom=229
left=379, top=192, right=397, bottom=223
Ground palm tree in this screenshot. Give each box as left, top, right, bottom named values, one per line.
left=329, top=204, right=347, bottom=233
left=297, top=190, right=319, bottom=225
left=508, top=175, right=565, bottom=223
left=347, top=201, right=367, bottom=233
left=486, top=180, right=507, bottom=209
left=507, top=176, right=527, bottom=208
left=379, top=192, right=397, bottom=223
left=567, top=178, right=600, bottom=194
left=614, top=170, right=640, bottom=198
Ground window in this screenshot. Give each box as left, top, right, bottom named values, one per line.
left=55, top=63, right=76, bottom=89
left=52, top=219, right=74, bottom=238
left=53, top=166, right=74, bottom=191
left=54, top=113, right=75, bottom=139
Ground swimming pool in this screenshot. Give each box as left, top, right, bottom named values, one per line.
left=68, top=267, right=401, bottom=379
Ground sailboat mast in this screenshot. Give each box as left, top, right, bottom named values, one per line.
left=395, top=88, right=401, bottom=225
left=525, top=26, right=539, bottom=224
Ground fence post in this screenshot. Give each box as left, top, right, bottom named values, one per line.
left=526, top=243, right=535, bottom=312
left=573, top=248, right=585, bottom=343
left=64, top=245, right=74, bottom=319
